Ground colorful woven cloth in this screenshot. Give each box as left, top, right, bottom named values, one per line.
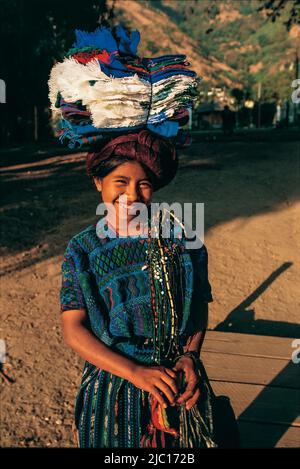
left=60, top=215, right=213, bottom=447
left=48, top=24, right=199, bottom=149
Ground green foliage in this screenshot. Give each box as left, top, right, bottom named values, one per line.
left=2, top=0, right=296, bottom=145
left=146, top=0, right=294, bottom=102
left=260, top=70, right=296, bottom=101
left=257, top=0, right=300, bottom=31
left=257, top=33, right=271, bottom=47
left=147, top=40, right=161, bottom=55
left=1, top=0, right=111, bottom=144
left=239, top=3, right=254, bottom=16
left=231, top=88, right=244, bottom=105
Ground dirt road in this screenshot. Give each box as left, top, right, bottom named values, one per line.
left=1, top=132, right=299, bottom=446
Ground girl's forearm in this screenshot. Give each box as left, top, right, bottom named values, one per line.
left=183, top=329, right=206, bottom=355
left=64, top=323, right=138, bottom=381
left=184, top=303, right=209, bottom=354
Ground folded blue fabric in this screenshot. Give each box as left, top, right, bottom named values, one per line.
left=99, top=61, right=196, bottom=81
left=49, top=24, right=198, bottom=150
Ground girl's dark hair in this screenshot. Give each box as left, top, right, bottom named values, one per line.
left=86, top=154, right=156, bottom=188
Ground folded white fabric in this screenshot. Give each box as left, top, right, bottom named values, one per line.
left=48, top=57, right=197, bottom=129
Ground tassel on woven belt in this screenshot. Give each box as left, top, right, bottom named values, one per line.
left=140, top=395, right=179, bottom=448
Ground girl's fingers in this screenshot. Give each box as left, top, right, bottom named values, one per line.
left=164, top=367, right=177, bottom=379
left=157, top=380, right=176, bottom=405
left=176, top=374, right=198, bottom=404
left=185, top=388, right=201, bottom=410
left=173, top=361, right=184, bottom=372
left=176, top=387, right=194, bottom=405
left=152, top=387, right=168, bottom=408
left=161, top=372, right=178, bottom=395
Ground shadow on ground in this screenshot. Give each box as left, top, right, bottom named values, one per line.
left=236, top=360, right=299, bottom=448
left=214, top=262, right=300, bottom=338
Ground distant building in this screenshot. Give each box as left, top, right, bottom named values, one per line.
left=195, top=86, right=236, bottom=129
left=195, top=102, right=223, bottom=129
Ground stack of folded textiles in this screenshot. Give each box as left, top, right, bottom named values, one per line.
left=48, top=24, right=199, bottom=149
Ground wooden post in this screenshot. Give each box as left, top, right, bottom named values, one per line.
left=257, top=82, right=262, bottom=129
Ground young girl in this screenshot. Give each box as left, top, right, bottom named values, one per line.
left=50, top=23, right=215, bottom=448
left=59, top=130, right=215, bottom=448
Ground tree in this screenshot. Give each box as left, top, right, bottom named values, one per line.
left=0, top=0, right=113, bottom=144
left=231, top=88, right=244, bottom=109
left=257, top=0, right=300, bottom=31
left=199, top=0, right=299, bottom=33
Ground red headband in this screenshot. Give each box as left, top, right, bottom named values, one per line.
left=86, top=130, right=178, bottom=190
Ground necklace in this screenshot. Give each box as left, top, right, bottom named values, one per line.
left=144, top=209, right=185, bottom=365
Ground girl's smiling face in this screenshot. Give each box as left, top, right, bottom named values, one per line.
left=94, top=161, right=153, bottom=230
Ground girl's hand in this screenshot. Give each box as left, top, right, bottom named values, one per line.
left=173, top=356, right=201, bottom=410
left=129, top=365, right=178, bottom=408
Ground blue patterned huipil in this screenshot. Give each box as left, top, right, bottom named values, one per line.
left=60, top=215, right=213, bottom=448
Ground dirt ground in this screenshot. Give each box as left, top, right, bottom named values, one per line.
left=1, top=130, right=299, bottom=447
